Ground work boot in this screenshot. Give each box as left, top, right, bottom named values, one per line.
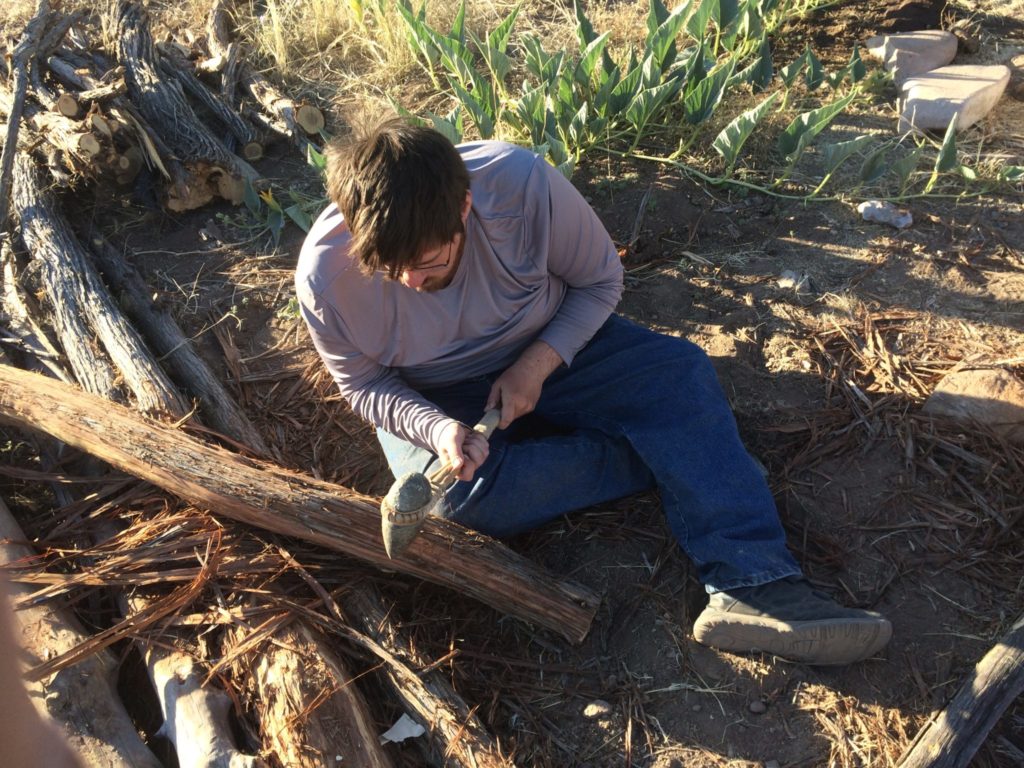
left=692, top=576, right=892, bottom=665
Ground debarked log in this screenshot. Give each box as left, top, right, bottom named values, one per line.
left=0, top=496, right=162, bottom=768
left=0, top=365, right=600, bottom=643
left=897, top=611, right=1024, bottom=768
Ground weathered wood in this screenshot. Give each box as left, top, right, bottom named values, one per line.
left=344, top=588, right=509, bottom=768
left=897, top=611, right=1024, bottom=768
left=156, top=45, right=264, bottom=160
left=117, top=1, right=257, bottom=190
left=206, top=0, right=319, bottom=156
left=13, top=156, right=190, bottom=415
left=229, top=609, right=395, bottom=768
left=0, top=0, right=49, bottom=234
left=87, top=232, right=271, bottom=456
left=0, top=496, right=162, bottom=768
left=0, top=364, right=601, bottom=643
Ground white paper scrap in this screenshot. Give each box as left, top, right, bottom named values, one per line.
left=379, top=713, right=426, bottom=745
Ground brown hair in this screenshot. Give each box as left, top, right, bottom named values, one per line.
left=324, top=120, right=470, bottom=278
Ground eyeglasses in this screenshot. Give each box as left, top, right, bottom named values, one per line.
left=407, top=239, right=455, bottom=273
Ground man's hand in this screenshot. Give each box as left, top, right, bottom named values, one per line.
left=436, top=419, right=490, bottom=482
left=487, top=341, right=564, bottom=429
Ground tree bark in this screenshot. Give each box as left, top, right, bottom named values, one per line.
left=206, top=0, right=320, bottom=156
left=86, top=232, right=271, bottom=456
left=344, top=588, right=510, bottom=768
left=0, top=364, right=601, bottom=643
left=12, top=155, right=190, bottom=416
left=897, top=611, right=1024, bottom=768
left=228, top=611, right=395, bottom=768
left=0, top=496, right=163, bottom=768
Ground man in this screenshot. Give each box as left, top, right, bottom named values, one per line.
left=296, top=120, right=892, bottom=665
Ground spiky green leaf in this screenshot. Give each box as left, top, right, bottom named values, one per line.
left=934, top=116, right=959, bottom=173
left=848, top=42, right=866, bottom=83
left=777, top=91, right=855, bottom=164
left=803, top=46, right=823, bottom=90
left=821, top=134, right=873, bottom=175
left=683, top=59, right=736, bottom=124
left=712, top=90, right=779, bottom=171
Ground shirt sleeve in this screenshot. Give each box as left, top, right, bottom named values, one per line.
left=296, top=280, right=453, bottom=454
left=526, top=159, right=624, bottom=365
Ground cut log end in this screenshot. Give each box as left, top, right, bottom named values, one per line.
left=77, top=133, right=102, bottom=158
left=56, top=93, right=81, bottom=119
left=295, top=104, right=325, bottom=135
left=242, top=141, right=264, bottom=161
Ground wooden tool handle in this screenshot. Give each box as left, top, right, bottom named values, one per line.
left=428, top=409, right=503, bottom=487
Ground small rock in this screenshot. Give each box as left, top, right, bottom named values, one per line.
left=857, top=200, right=913, bottom=229
left=748, top=699, right=768, bottom=715
left=899, top=65, right=1011, bottom=132
left=865, top=30, right=958, bottom=86
left=922, top=369, right=1024, bottom=443
left=777, top=269, right=811, bottom=295
left=691, top=704, right=702, bottom=713
left=582, top=699, right=613, bottom=719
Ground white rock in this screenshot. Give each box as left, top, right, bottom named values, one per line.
left=777, top=269, right=811, bottom=294
left=922, top=369, right=1024, bottom=443
left=858, top=200, right=913, bottom=229
left=899, top=65, right=1011, bottom=132
left=582, top=699, right=613, bottom=719
left=865, top=30, right=958, bottom=86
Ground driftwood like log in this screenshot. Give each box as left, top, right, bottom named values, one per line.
left=87, top=232, right=271, bottom=456
left=0, top=365, right=601, bottom=643
left=0, top=496, right=162, bottom=768
left=206, top=0, right=321, bottom=155
left=897, top=612, right=1024, bottom=768
left=155, top=46, right=263, bottom=161
left=13, top=155, right=189, bottom=416
left=344, top=588, right=509, bottom=768
left=230, top=611, right=395, bottom=768
left=117, top=0, right=258, bottom=206
left=0, top=0, right=49, bottom=234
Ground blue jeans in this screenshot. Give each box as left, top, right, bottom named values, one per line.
left=376, top=314, right=801, bottom=592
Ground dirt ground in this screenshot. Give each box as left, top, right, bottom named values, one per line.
left=5, top=0, right=1024, bottom=766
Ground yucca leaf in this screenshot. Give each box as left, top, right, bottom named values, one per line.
left=489, top=3, right=520, bottom=52
left=575, top=32, right=612, bottom=87
left=685, top=0, right=716, bottom=41
left=712, top=90, right=779, bottom=172
left=848, top=42, right=866, bottom=83
left=749, top=36, right=773, bottom=93
left=683, top=58, right=736, bottom=124
left=715, top=0, right=740, bottom=30
left=934, top=116, right=959, bottom=172
left=821, top=134, right=873, bottom=176
left=646, top=1, right=692, bottom=72
left=892, top=147, right=922, bottom=190
left=778, top=53, right=804, bottom=88
left=777, top=91, right=855, bottom=164
left=803, top=46, right=823, bottom=90
left=859, top=145, right=889, bottom=183
left=450, top=0, right=466, bottom=44
left=451, top=81, right=495, bottom=138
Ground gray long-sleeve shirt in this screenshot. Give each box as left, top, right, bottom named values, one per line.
left=296, top=141, right=623, bottom=453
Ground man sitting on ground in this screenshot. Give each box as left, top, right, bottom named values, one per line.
left=296, top=120, right=892, bottom=665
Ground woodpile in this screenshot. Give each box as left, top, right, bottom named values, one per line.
left=0, top=3, right=593, bottom=767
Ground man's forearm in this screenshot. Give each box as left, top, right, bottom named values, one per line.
left=516, top=339, right=565, bottom=380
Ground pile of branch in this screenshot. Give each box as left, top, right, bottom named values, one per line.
left=1, top=0, right=326, bottom=212
left=0, top=7, right=594, bottom=767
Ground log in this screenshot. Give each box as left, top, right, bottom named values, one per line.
left=0, top=0, right=49, bottom=234
left=117, top=1, right=258, bottom=189
left=344, top=588, right=508, bottom=767
left=13, top=155, right=190, bottom=416
left=228, top=608, right=394, bottom=768
left=206, top=0, right=319, bottom=156
left=137, top=627, right=262, bottom=768
left=155, top=45, right=264, bottom=160
left=86, top=232, right=271, bottom=456
left=0, top=364, right=601, bottom=643
left=0, top=496, right=162, bottom=767
left=897, top=611, right=1024, bottom=768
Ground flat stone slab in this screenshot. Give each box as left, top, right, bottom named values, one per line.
left=866, top=30, right=958, bottom=86
left=923, top=369, right=1024, bottom=443
left=899, top=64, right=1011, bottom=132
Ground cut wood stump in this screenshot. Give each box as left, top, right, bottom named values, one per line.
left=0, top=364, right=601, bottom=643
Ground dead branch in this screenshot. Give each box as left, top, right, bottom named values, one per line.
left=87, top=232, right=271, bottom=456
left=0, top=364, right=601, bottom=643
left=12, top=155, right=189, bottom=415
left=117, top=1, right=258, bottom=192
left=206, top=0, right=321, bottom=155
left=0, top=0, right=50, bottom=233
left=0, top=495, right=163, bottom=767
left=344, top=588, right=510, bottom=767
left=897, top=611, right=1024, bottom=768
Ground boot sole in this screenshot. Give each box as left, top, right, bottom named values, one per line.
left=692, top=610, right=892, bottom=666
